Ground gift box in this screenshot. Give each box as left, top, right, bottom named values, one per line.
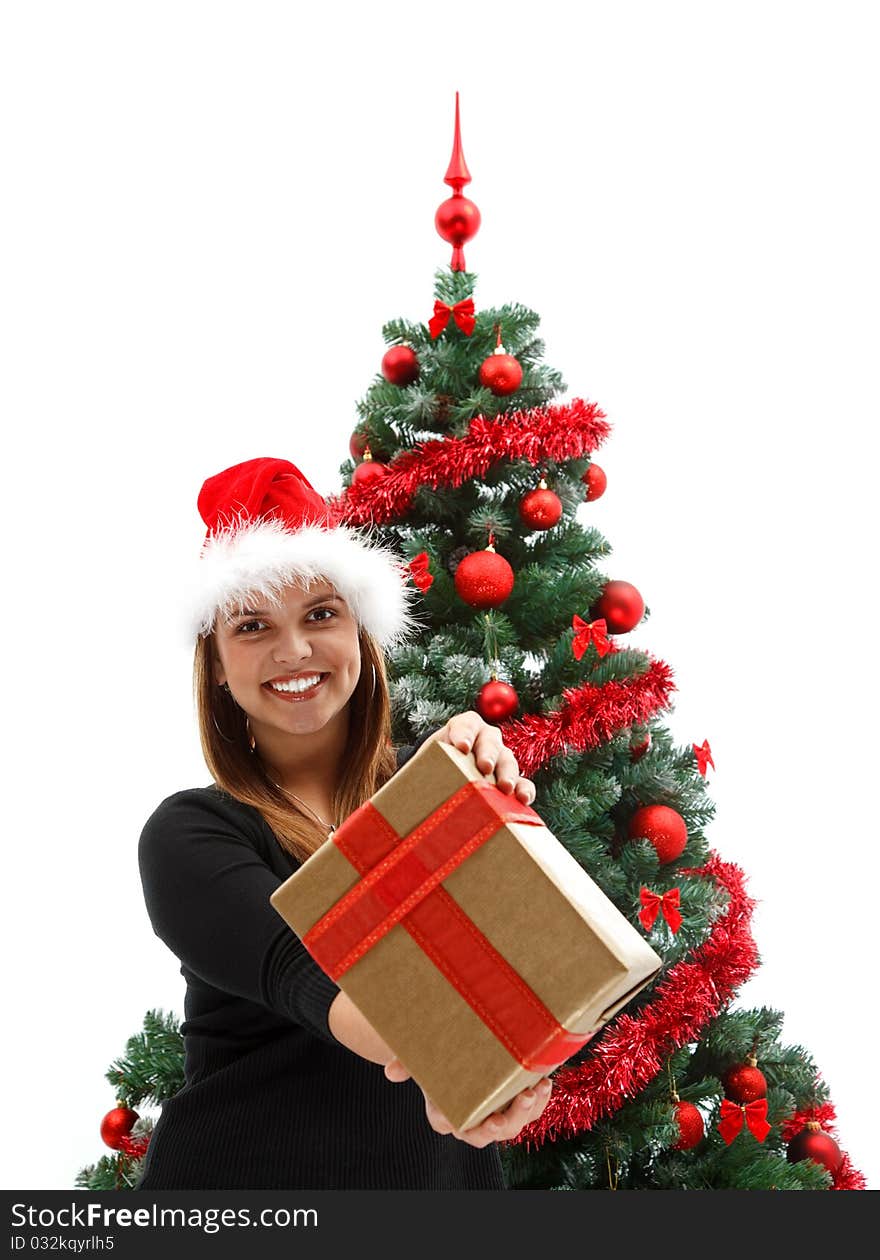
left=270, top=736, right=663, bottom=1132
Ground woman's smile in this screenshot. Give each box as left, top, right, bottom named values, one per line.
left=261, top=672, right=330, bottom=702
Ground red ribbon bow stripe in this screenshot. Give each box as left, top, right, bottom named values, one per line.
left=717, top=1098, right=771, bottom=1145
left=693, top=739, right=715, bottom=776
left=428, top=297, right=477, bottom=339
left=571, top=614, right=611, bottom=661
left=638, top=887, right=683, bottom=934
left=406, top=551, right=434, bottom=592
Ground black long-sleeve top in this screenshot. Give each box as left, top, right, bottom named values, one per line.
left=133, top=728, right=506, bottom=1191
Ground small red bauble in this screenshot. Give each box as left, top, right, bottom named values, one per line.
left=100, top=1105, right=139, bottom=1151
left=673, top=1099, right=704, bottom=1151
left=628, top=804, right=688, bottom=864
left=479, top=348, right=523, bottom=396
left=630, top=729, right=651, bottom=762
left=723, top=1057, right=768, bottom=1104
left=349, top=432, right=388, bottom=463
left=435, top=194, right=482, bottom=252
left=582, top=463, right=607, bottom=502
left=519, top=480, right=562, bottom=530
left=352, top=454, right=388, bottom=488
left=381, top=344, right=420, bottom=387
left=786, top=1123, right=843, bottom=1177
left=477, top=678, right=519, bottom=723
left=593, top=580, right=645, bottom=634
left=454, top=545, right=515, bottom=609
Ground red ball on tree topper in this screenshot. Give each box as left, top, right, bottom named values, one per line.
left=786, top=1123, right=843, bottom=1176
left=593, top=580, right=645, bottom=634
left=100, top=1105, right=139, bottom=1151
left=628, top=803, right=688, bottom=864
left=582, top=463, right=607, bottom=501
left=723, top=1056, right=768, bottom=1104
left=519, top=479, right=563, bottom=530
left=381, top=344, right=420, bottom=387
left=454, top=539, right=515, bottom=609
left=435, top=94, right=481, bottom=271
left=477, top=678, right=519, bottom=723
left=673, top=1099, right=704, bottom=1151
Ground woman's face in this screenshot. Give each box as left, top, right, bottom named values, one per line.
left=213, top=579, right=361, bottom=740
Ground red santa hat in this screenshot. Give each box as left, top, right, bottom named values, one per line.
left=183, top=456, right=423, bottom=648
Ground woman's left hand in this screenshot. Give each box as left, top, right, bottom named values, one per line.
left=434, top=711, right=536, bottom=806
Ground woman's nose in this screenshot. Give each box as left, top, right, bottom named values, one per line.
left=272, top=628, right=314, bottom=663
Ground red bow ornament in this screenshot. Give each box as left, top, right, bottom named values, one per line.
left=406, top=551, right=434, bottom=592
left=428, top=297, right=477, bottom=339
left=693, top=739, right=715, bottom=776
left=571, top=614, right=611, bottom=661
left=717, top=1098, right=771, bottom=1145
left=638, top=887, right=683, bottom=934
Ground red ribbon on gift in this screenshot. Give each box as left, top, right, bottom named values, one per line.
left=717, top=1098, right=771, bottom=1145
left=302, top=778, right=595, bottom=1071
left=572, top=614, right=611, bottom=661
left=638, top=886, right=682, bottom=934
left=428, top=297, right=477, bottom=339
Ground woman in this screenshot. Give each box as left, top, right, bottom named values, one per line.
left=134, top=456, right=552, bottom=1190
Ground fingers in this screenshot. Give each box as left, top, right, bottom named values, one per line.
left=383, top=1057, right=412, bottom=1083
left=424, top=1077, right=554, bottom=1148
left=445, top=713, right=537, bottom=804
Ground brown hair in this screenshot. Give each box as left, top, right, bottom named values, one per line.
left=194, top=622, right=398, bottom=865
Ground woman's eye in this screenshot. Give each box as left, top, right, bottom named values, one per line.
left=237, top=619, right=268, bottom=634
left=236, top=609, right=335, bottom=634
left=308, top=607, right=336, bottom=622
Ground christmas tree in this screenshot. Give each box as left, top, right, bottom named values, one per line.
left=327, top=94, right=864, bottom=1191
left=79, top=95, right=863, bottom=1192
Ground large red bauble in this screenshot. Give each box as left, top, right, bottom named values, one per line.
left=519, top=485, right=562, bottom=530
left=628, top=804, right=688, bottom=864
left=787, top=1124, right=843, bottom=1177
left=100, top=1106, right=139, bottom=1151
left=477, top=679, right=519, bottom=723
left=352, top=458, right=388, bottom=488
left=479, top=351, right=523, bottom=396
left=673, top=1100, right=705, bottom=1151
left=381, top=344, right=420, bottom=387
left=593, top=580, right=645, bottom=634
left=454, top=548, right=515, bottom=608
left=723, top=1060, right=768, bottom=1104
left=435, top=194, right=481, bottom=248
left=582, top=463, right=607, bottom=501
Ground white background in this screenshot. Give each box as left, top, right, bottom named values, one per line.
left=2, top=0, right=877, bottom=1191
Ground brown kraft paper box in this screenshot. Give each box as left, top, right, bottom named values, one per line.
left=270, top=736, right=663, bottom=1132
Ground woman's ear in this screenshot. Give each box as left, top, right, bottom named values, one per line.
left=213, top=655, right=227, bottom=687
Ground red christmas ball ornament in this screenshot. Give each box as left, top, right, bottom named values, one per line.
left=349, top=431, right=382, bottom=462
left=479, top=328, right=523, bottom=397
left=582, top=463, right=607, bottom=502
left=628, top=804, right=688, bottom=864
left=519, top=479, right=563, bottom=530
left=477, top=678, right=519, bottom=723
left=593, top=580, right=645, bottom=634
left=454, top=539, right=515, bottom=609
left=786, top=1122, right=843, bottom=1177
left=381, top=344, right=420, bottom=387
left=723, top=1056, right=768, bottom=1104
left=435, top=195, right=481, bottom=256
left=100, top=1105, right=139, bottom=1151
left=672, top=1098, right=705, bottom=1151
left=630, top=728, right=651, bottom=762
left=352, top=450, right=388, bottom=488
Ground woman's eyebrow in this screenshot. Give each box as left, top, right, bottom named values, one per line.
left=235, top=593, right=343, bottom=617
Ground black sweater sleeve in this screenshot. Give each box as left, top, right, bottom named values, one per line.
left=138, top=789, right=343, bottom=1046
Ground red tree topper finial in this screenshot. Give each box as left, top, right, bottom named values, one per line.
left=435, top=91, right=481, bottom=271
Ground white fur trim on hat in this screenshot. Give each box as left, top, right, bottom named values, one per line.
left=183, top=515, right=426, bottom=649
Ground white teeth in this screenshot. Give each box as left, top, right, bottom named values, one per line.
left=268, top=674, right=324, bottom=694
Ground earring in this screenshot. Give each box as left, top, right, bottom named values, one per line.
left=211, top=711, right=236, bottom=744
left=370, top=664, right=377, bottom=697
left=245, top=716, right=256, bottom=754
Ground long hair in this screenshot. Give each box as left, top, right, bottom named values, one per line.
left=194, top=624, right=398, bottom=865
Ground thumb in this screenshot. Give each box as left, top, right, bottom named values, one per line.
left=384, top=1056, right=411, bottom=1083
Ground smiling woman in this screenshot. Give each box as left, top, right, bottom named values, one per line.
left=132, top=457, right=520, bottom=1191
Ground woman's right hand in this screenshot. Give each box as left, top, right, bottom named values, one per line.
left=385, top=1057, right=553, bottom=1148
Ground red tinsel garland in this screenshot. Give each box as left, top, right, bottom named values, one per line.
left=496, top=656, right=677, bottom=779
left=509, top=854, right=759, bottom=1150
left=333, top=398, right=611, bottom=525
